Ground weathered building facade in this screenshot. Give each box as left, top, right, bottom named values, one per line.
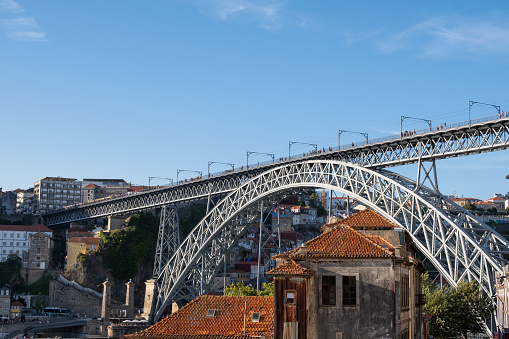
left=269, top=209, right=425, bottom=339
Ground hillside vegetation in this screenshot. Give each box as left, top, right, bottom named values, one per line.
left=99, top=212, right=159, bottom=280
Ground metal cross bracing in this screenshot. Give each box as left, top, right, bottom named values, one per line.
left=152, top=192, right=297, bottom=312
left=150, top=159, right=509, bottom=322
left=43, top=116, right=509, bottom=226
left=153, top=205, right=180, bottom=278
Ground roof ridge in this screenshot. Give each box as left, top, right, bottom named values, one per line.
left=361, top=233, right=394, bottom=256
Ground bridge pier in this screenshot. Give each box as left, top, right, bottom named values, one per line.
left=143, top=279, right=156, bottom=322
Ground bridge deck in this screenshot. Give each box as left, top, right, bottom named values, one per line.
left=43, top=115, right=509, bottom=225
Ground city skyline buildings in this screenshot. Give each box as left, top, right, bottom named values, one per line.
left=1, top=1, right=509, bottom=199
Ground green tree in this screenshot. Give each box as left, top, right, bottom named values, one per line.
left=423, top=274, right=494, bottom=339
left=316, top=205, right=326, bottom=216
left=100, top=212, right=159, bottom=279
left=463, top=203, right=476, bottom=212
left=0, top=254, right=21, bottom=286
left=223, top=282, right=273, bottom=296
left=506, top=206, right=509, bottom=215
left=33, top=296, right=47, bottom=314
left=309, top=192, right=319, bottom=208
left=487, top=207, right=498, bottom=215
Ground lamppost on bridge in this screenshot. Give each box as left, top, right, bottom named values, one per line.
left=400, top=116, right=432, bottom=138
left=469, top=101, right=501, bottom=126
left=148, top=177, right=173, bottom=189
left=338, top=130, right=368, bottom=149
left=208, top=161, right=234, bottom=177
left=246, top=151, right=275, bottom=168
left=176, top=169, right=202, bottom=184
left=289, top=141, right=317, bottom=159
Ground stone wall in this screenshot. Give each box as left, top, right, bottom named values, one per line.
left=49, top=278, right=102, bottom=317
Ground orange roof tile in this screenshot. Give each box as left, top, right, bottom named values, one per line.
left=366, top=235, right=395, bottom=253
left=84, top=183, right=101, bottom=188
left=68, top=237, right=100, bottom=245
left=320, top=209, right=397, bottom=232
left=126, top=296, right=273, bottom=339
left=267, top=260, right=312, bottom=276
left=274, top=225, right=394, bottom=260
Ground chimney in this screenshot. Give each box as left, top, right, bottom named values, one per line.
left=297, top=244, right=308, bottom=256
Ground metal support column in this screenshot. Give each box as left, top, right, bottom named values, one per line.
left=153, top=205, right=180, bottom=278
left=257, top=201, right=264, bottom=292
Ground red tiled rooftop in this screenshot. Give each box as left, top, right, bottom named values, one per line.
left=68, top=237, right=100, bottom=245
left=0, top=224, right=51, bottom=232
left=126, top=295, right=273, bottom=339
left=274, top=225, right=394, bottom=260
left=320, top=209, right=397, bottom=232
left=267, top=260, right=312, bottom=276
left=84, top=183, right=102, bottom=188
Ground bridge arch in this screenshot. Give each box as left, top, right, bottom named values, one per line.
left=153, top=160, right=509, bottom=321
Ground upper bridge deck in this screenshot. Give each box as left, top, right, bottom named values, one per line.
left=43, top=114, right=509, bottom=226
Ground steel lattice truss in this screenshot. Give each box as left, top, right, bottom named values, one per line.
left=44, top=118, right=509, bottom=226
left=152, top=160, right=509, bottom=322
left=153, top=206, right=180, bottom=278
left=339, top=119, right=509, bottom=167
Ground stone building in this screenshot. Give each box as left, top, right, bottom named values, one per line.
left=21, top=231, right=52, bottom=284
left=16, top=188, right=35, bottom=214
left=0, top=224, right=52, bottom=262
left=66, top=237, right=100, bottom=270
left=268, top=209, right=425, bottom=339
left=81, top=179, right=130, bottom=204
left=0, top=285, right=12, bottom=319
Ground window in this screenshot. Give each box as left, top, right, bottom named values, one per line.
left=285, top=291, right=295, bottom=304
left=342, top=276, right=356, bottom=306
left=251, top=312, right=261, bottom=322
left=322, top=276, right=336, bottom=305
left=206, top=309, right=216, bottom=317
left=401, top=275, right=409, bottom=309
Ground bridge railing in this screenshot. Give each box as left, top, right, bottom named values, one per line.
left=51, top=113, right=507, bottom=212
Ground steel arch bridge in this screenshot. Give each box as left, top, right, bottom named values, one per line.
left=151, top=159, right=509, bottom=322
left=43, top=115, right=509, bottom=226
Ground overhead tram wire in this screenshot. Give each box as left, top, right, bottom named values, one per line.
left=181, top=99, right=509, bottom=177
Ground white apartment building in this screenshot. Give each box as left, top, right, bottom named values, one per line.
left=16, top=188, right=35, bottom=214
left=0, top=224, right=52, bottom=262
left=34, top=177, right=82, bottom=214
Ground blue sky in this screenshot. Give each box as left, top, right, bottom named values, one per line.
left=1, top=0, right=509, bottom=199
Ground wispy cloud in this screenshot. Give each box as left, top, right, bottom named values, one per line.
left=0, top=1, right=47, bottom=41
left=344, top=29, right=382, bottom=44
left=377, top=16, right=509, bottom=59
left=7, top=31, right=46, bottom=41
left=0, top=0, right=23, bottom=12
left=187, top=0, right=292, bottom=31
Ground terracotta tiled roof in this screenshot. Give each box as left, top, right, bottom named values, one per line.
left=68, top=237, right=100, bottom=245
left=84, top=183, right=101, bottom=188
left=320, top=209, right=397, bottom=232
left=125, top=335, right=255, bottom=339
left=126, top=296, right=273, bottom=339
left=267, top=260, right=312, bottom=276
left=274, top=225, right=394, bottom=260
left=0, top=224, right=52, bottom=232
left=366, top=235, right=395, bottom=253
